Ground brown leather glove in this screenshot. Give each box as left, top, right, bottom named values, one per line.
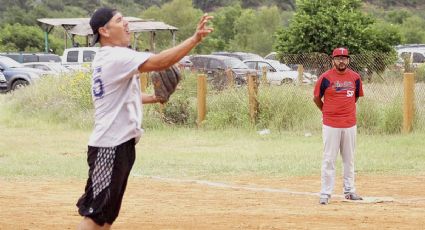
left=150, top=65, right=182, bottom=104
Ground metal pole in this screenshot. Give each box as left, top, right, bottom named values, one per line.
left=44, top=31, right=49, bottom=53
left=172, top=31, right=176, bottom=47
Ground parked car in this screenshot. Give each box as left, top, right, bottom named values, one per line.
left=0, top=52, right=61, bottom=63
left=0, top=56, right=45, bottom=92
left=0, top=71, right=7, bottom=91
left=243, top=59, right=316, bottom=85
left=394, top=44, right=425, bottom=68
left=61, top=47, right=99, bottom=70
left=212, top=51, right=264, bottom=61
left=264, top=52, right=277, bottom=60
left=23, top=62, right=71, bottom=76
left=190, top=54, right=257, bottom=86
left=177, top=56, right=193, bottom=70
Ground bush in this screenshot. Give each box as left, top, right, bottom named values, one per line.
left=204, top=87, right=250, bottom=129
left=357, top=98, right=381, bottom=134
left=415, top=64, right=425, bottom=82
left=379, top=99, right=403, bottom=134
left=1, top=72, right=93, bottom=129
left=257, top=86, right=319, bottom=131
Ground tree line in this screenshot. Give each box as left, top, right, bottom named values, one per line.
left=0, top=0, right=424, bottom=56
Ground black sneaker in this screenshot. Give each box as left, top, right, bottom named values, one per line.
left=344, top=192, right=363, bottom=200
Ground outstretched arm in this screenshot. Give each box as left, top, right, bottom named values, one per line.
left=139, top=14, right=213, bottom=72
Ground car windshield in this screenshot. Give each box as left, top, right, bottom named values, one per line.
left=225, top=58, right=249, bottom=69
left=269, top=60, right=291, bottom=71
left=0, top=57, right=24, bottom=68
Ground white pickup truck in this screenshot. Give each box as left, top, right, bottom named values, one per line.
left=61, top=47, right=99, bottom=70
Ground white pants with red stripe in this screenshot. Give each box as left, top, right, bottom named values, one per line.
left=320, top=125, right=357, bottom=197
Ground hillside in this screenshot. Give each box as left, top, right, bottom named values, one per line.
left=0, top=0, right=424, bottom=55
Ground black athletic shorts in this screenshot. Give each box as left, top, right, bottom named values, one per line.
left=76, top=138, right=136, bottom=226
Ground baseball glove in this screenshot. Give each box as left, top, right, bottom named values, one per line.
left=151, top=65, right=182, bottom=104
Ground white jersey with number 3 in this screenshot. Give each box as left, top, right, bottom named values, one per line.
left=88, top=46, right=152, bottom=147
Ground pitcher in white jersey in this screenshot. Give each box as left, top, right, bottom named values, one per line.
left=76, top=7, right=213, bottom=230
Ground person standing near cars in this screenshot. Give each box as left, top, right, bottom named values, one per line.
left=76, top=7, right=213, bottom=230
left=313, top=47, right=364, bottom=205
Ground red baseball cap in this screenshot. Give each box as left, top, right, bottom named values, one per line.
left=332, top=47, right=349, bottom=57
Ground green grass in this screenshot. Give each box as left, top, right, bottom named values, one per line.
left=1, top=71, right=425, bottom=180
left=1, top=123, right=424, bottom=180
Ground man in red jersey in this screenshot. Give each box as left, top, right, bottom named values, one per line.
left=313, top=47, right=364, bottom=205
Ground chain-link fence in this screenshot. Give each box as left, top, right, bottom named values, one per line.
left=144, top=53, right=425, bottom=134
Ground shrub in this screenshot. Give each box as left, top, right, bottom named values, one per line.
left=415, top=64, right=425, bottom=82
left=379, top=99, right=403, bottom=134
left=204, top=87, right=250, bottom=129
left=1, top=72, right=93, bottom=129
left=257, top=86, right=319, bottom=131
left=357, top=98, right=381, bottom=134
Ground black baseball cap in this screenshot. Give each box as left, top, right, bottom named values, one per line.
left=89, top=7, right=117, bottom=46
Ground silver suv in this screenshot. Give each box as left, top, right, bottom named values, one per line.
left=0, top=56, right=45, bottom=92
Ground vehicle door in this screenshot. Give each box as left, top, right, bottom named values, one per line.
left=257, top=61, right=279, bottom=83
left=412, top=52, right=425, bottom=67
left=207, top=58, right=225, bottom=78
left=244, top=61, right=260, bottom=76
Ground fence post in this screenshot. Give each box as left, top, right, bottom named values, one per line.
left=297, top=64, right=304, bottom=86
left=140, top=72, right=148, bottom=92
left=403, top=72, right=415, bottom=134
left=197, top=74, right=207, bottom=127
left=225, top=68, right=234, bottom=88
left=248, top=73, right=259, bottom=124
left=262, top=66, right=268, bottom=86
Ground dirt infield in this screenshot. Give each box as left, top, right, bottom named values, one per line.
left=1, top=175, right=424, bottom=229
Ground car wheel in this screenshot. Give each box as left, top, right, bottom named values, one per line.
left=12, top=80, right=29, bottom=90
left=235, top=77, right=245, bottom=87
left=281, top=78, right=293, bottom=85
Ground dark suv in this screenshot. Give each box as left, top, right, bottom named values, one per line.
left=0, top=52, right=61, bottom=63
left=0, top=56, right=45, bottom=92
left=190, top=55, right=257, bottom=86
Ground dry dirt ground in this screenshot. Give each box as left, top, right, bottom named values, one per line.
left=1, top=175, right=424, bottom=230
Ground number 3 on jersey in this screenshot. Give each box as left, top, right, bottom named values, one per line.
left=92, top=67, right=104, bottom=99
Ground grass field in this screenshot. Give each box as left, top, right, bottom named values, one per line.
left=1, top=123, right=424, bottom=180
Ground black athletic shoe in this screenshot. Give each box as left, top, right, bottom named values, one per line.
left=344, top=192, right=363, bottom=200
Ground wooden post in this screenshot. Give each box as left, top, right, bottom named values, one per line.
left=297, top=64, right=304, bottom=86
left=197, top=74, right=207, bottom=127
left=261, top=66, right=268, bottom=86
left=248, top=73, right=259, bottom=124
left=225, top=68, right=234, bottom=88
left=140, top=73, right=148, bottom=92
left=403, top=72, right=415, bottom=134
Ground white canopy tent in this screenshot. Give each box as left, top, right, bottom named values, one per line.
left=37, top=17, right=178, bottom=52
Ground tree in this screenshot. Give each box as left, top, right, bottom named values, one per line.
left=0, top=23, right=62, bottom=53
left=274, top=0, right=402, bottom=77
left=141, top=0, right=203, bottom=51
left=275, top=0, right=401, bottom=55
left=229, top=6, right=282, bottom=56
left=399, top=15, right=425, bottom=44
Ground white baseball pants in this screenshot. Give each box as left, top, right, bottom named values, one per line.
left=320, top=125, right=357, bottom=197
